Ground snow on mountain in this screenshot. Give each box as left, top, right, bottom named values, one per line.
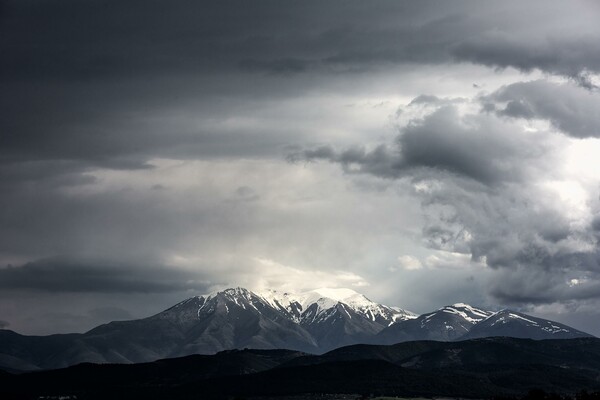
left=461, top=309, right=594, bottom=340
left=435, top=303, right=493, bottom=324
left=257, top=287, right=416, bottom=327
left=376, top=303, right=494, bottom=343
left=127, top=288, right=593, bottom=350
left=0, top=287, right=594, bottom=371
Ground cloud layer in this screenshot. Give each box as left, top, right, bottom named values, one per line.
left=2, top=0, right=600, bottom=335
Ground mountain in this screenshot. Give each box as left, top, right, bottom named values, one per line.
left=260, top=287, right=415, bottom=324
left=461, top=309, right=593, bottom=340
left=376, top=303, right=493, bottom=343
left=83, top=287, right=319, bottom=360
left=259, top=287, right=416, bottom=351
left=4, top=337, right=600, bottom=399
left=0, top=287, right=593, bottom=372
left=0, top=287, right=409, bottom=371
left=375, top=303, right=593, bottom=344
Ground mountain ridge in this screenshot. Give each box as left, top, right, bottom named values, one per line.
left=0, top=286, right=593, bottom=372
left=4, top=337, right=600, bottom=399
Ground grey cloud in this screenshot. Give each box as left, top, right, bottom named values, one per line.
left=290, top=144, right=403, bottom=180
left=489, top=257, right=600, bottom=306
left=3, top=1, right=598, bottom=82
left=417, top=175, right=600, bottom=307
left=408, top=95, right=466, bottom=106
left=497, top=100, right=536, bottom=119
left=0, top=0, right=442, bottom=80
left=414, top=176, right=583, bottom=270
left=0, top=257, right=208, bottom=293
left=0, top=320, right=9, bottom=329
left=294, top=105, right=550, bottom=185
left=234, top=186, right=260, bottom=202
left=483, top=80, right=600, bottom=138
left=409, top=95, right=443, bottom=105
left=398, top=106, right=544, bottom=184
left=592, top=216, right=600, bottom=232
left=453, top=33, right=600, bottom=87
left=2, top=0, right=598, bottom=186
left=1, top=79, right=287, bottom=166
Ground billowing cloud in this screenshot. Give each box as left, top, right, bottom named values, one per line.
left=293, top=85, right=600, bottom=310
left=293, top=103, right=555, bottom=185
left=483, top=80, right=600, bottom=138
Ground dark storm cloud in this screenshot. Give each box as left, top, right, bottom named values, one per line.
left=1, top=0, right=598, bottom=182
left=0, top=0, right=443, bottom=80
left=0, top=79, right=287, bottom=170
left=488, top=253, right=600, bottom=305
left=483, top=80, right=600, bottom=138
left=6, top=0, right=596, bottom=82
left=0, top=257, right=207, bottom=293
left=289, top=144, right=403, bottom=180
left=292, top=105, right=549, bottom=185
left=453, top=35, right=600, bottom=89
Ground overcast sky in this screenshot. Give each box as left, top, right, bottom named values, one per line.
left=2, top=0, right=600, bottom=336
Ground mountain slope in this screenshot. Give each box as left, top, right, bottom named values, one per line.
left=84, top=288, right=319, bottom=359
left=0, top=288, right=319, bottom=371
left=376, top=303, right=493, bottom=344
left=0, top=286, right=410, bottom=370
left=260, top=288, right=416, bottom=352
left=460, top=310, right=594, bottom=340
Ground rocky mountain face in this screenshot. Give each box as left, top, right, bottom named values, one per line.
left=376, top=303, right=494, bottom=344
left=460, top=309, right=591, bottom=340
left=0, top=287, right=593, bottom=371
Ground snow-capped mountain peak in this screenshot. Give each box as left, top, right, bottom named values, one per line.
left=256, top=287, right=415, bottom=326
left=4, top=286, right=593, bottom=372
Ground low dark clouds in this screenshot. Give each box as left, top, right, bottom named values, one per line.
left=483, top=80, right=600, bottom=138
left=0, top=257, right=208, bottom=293
left=292, top=103, right=551, bottom=186
left=289, top=144, right=402, bottom=180
left=3, top=0, right=598, bottom=81
left=453, top=34, right=600, bottom=88
left=2, top=0, right=599, bottom=183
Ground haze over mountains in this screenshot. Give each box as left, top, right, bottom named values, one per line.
left=0, top=287, right=592, bottom=372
